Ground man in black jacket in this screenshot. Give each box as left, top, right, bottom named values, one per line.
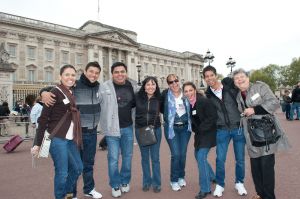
left=291, top=81, right=300, bottom=120
left=203, top=66, right=247, bottom=197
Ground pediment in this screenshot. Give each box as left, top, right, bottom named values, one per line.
left=189, top=54, right=203, bottom=61
left=86, top=31, right=139, bottom=47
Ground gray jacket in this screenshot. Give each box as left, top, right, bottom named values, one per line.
left=237, top=81, right=291, bottom=158
left=99, top=79, right=138, bottom=137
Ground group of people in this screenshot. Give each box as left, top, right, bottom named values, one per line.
left=30, top=61, right=290, bottom=199
left=282, top=82, right=300, bottom=121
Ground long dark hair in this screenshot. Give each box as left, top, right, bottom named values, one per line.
left=138, top=76, right=161, bottom=99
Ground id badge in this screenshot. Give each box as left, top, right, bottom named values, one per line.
left=63, top=98, right=70, bottom=104
left=192, top=110, right=197, bottom=115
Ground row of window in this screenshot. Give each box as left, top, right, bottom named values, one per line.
left=13, top=70, right=54, bottom=82
left=7, top=44, right=83, bottom=64
left=143, top=63, right=185, bottom=77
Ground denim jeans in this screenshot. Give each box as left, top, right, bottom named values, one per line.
left=215, top=128, right=246, bottom=187
left=106, top=125, right=134, bottom=188
left=195, top=148, right=215, bottom=193
left=50, top=137, right=83, bottom=199
left=164, top=124, right=191, bottom=182
left=135, top=127, right=162, bottom=188
left=290, top=102, right=300, bottom=120
left=73, top=129, right=97, bottom=196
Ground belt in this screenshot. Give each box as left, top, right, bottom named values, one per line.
left=81, top=126, right=97, bottom=132
left=173, top=122, right=188, bottom=127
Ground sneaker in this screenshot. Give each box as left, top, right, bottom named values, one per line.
left=178, top=178, right=187, bottom=187
left=153, top=186, right=161, bottom=193
left=142, top=184, right=150, bottom=192
left=235, top=182, right=247, bottom=196
left=72, top=198, right=78, bottom=199
left=112, top=187, right=121, bottom=198
left=85, top=188, right=103, bottom=199
left=170, top=182, right=181, bottom=191
left=213, top=184, right=224, bottom=197
left=121, top=184, right=130, bottom=193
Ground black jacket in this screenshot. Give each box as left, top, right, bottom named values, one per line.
left=205, top=77, right=241, bottom=130
left=292, top=86, right=300, bottom=102
left=135, top=94, right=161, bottom=129
left=191, top=94, right=217, bottom=149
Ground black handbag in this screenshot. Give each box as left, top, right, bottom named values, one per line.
left=137, top=125, right=157, bottom=147
left=247, top=115, right=281, bottom=148
left=136, top=101, right=159, bottom=147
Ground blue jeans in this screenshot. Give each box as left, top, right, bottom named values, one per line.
left=73, top=129, right=97, bottom=196
left=290, top=102, right=300, bottom=120
left=50, top=137, right=83, bottom=199
left=195, top=148, right=215, bottom=193
left=106, top=125, right=134, bottom=188
left=164, top=124, right=191, bottom=182
left=215, top=128, right=246, bottom=187
left=135, top=127, right=162, bottom=188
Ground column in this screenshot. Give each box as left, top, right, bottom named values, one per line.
left=126, top=51, right=133, bottom=79
left=108, top=48, right=112, bottom=79
left=98, top=46, right=104, bottom=82
left=87, top=44, right=94, bottom=62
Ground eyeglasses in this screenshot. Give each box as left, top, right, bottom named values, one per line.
left=167, top=79, right=179, bottom=85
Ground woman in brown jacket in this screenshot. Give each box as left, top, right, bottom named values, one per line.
left=31, top=64, right=83, bottom=199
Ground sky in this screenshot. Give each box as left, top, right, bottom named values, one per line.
left=2, top=0, right=300, bottom=76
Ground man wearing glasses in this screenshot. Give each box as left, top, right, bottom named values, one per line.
left=99, top=62, right=138, bottom=198
left=160, top=74, right=192, bottom=191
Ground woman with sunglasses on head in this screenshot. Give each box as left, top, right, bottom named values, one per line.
left=31, top=65, right=83, bottom=199
left=160, top=74, right=192, bottom=191
left=183, top=82, right=217, bottom=199
left=135, top=76, right=162, bottom=193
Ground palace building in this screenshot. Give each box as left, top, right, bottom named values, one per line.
left=0, top=12, right=203, bottom=108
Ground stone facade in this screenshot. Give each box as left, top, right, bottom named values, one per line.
left=0, top=12, right=204, bottom=102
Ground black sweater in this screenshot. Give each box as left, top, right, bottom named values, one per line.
left=135, top=94, right=161, bottom=129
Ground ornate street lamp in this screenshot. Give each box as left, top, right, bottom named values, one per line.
left=204, top=49, right=215, bottom=66
left=136, top=64, right=142, bottom=86
left=226, top=56, right=236, bottom=76
left=181, top=79, right=185, bottom=85
left=160, top=76, right=165, bottom=88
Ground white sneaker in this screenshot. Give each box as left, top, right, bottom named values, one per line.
left=178, top=178, right=187, bottom=187
left=170, top=182, right=181, bottom=191
left=72, top=198, right=77, bottom=199
left=235, top=182, right=247, bottom=196
left=84, top=188, right=103, bottom=199
left=112, top=187, right=121, bottom=198
left=213, top=184, right=224, bottom=197
left=120, top=184, right=130, bottom=193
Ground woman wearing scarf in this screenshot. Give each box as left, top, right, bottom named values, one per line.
left=31, top=64, right=83, bottom=199
left=160, top=74, right=192, bottom=191
left=183, top=82, right=217, bottom=199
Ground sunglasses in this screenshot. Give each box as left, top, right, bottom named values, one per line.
left=167, top=79, right=179, bottom=85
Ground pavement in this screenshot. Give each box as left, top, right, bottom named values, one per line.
left=0, top=111, right=299, bottom=199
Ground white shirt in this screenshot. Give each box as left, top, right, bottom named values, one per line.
left=211, top=85, right=223, bottom=100
left=175, top=93, right=186, bottom=117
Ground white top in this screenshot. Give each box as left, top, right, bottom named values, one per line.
left=211, top=84, right=223, bottom=100
left=65, top=121, right=74, bottom=140
left=175, top=93, right=186, bottom=117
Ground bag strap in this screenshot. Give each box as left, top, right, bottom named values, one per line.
left=48, top=87, right=70, bottom=139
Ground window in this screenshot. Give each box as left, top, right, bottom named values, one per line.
left=27, top=46, right=36, bottom=59
left=160, top=65, right=163, bottom=74
left=181, top=68, right=184, bottom=76
left=45, top=70, right=53, bottom=82
left=28, top=70, right=35, bottom=81
left=62, top=51, right=69, bottom=64
left=76, top=53, right=83, bottom=64
left=144, top=63, right=148, bottom=73
left=8, top=44, right=17, bottom=57
left=164, top=60, right=167, bottom=65
left=45, top=49, right=53, bottom=61
left=153, top=64, right=156, bottom=74
left=131, top=58, right=135, bottom=63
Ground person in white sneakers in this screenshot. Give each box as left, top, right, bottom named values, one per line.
left=203, top=66, right=247, bottom=197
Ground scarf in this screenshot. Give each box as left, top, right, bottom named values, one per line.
left=189, top=95, right=197, bottom=108
left=57, top=84, right=82, bottom=147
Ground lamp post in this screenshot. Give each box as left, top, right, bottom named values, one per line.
left=204, top=49, right=215, bottom=66
left=181, top=79, right=185, bottom=85
left=160, top=76, right=165, bottom=88
left=136, top=64, right=142, bottom=86
left=226, top=56, right=236, bottom=76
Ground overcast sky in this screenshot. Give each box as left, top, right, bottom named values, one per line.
left=2, top=0, right=300, bottom=75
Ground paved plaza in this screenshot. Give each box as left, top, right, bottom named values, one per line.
left=0, top=111, right=299, bottom=199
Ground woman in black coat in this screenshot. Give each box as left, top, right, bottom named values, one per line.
left=183, top=82, right=217, bottom=199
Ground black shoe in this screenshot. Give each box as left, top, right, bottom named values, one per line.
left=153, top=186, right=161, bottom=193
left=296, top=118, right=299, bottom=120
left=195, top=191, right=211, bottom=199
left=142, top=185, right=150, bottom=192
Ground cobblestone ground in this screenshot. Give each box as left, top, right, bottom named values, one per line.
left=0, top=111, right=299, bottom=199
